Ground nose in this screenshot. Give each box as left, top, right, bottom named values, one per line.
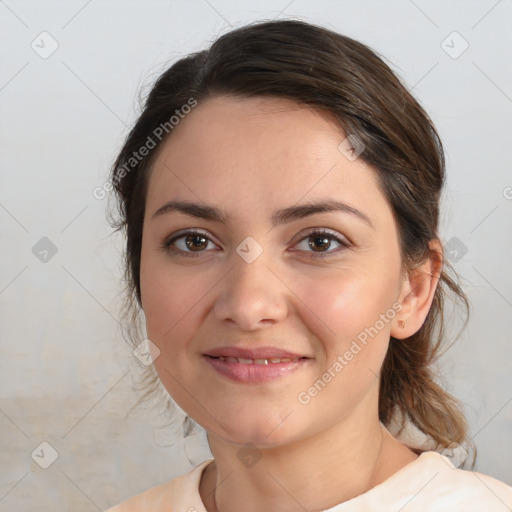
left=213, top=251, right=288, bottom=331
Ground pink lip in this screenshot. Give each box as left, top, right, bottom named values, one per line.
left=203, top=346, right=312, bottom=384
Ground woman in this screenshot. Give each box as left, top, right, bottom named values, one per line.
left=105, top=19, right=512, bottom=511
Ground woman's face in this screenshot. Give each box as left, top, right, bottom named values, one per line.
left=140, top=95, right=406, bottom=447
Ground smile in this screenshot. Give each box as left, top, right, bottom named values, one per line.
left=204, top=354, right=311, bottom=384
left=212, top=356, right=303, bottom=364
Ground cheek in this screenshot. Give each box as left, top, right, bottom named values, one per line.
left=140, top=267, right=207, bottom=409
left=141, top=268, right=201, bottom=346
left=297, top=269, right=396, bottom=338
left=139, top=236, right=200, bottom=343
left=292, top=268, right=397, bottom=362
left=291, top=271, right=394, bottom=413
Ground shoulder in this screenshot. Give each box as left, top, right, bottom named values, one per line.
left=104, top=459, right=213, bottom=512
left=374, top=451, right=512, bottom=511
left=428, top=455, right=512, bottom=507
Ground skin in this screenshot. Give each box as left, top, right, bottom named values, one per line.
left=139, top=95, right=442, bottom=512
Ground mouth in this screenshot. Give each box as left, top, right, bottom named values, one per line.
left=203, top=346, right=312, bottom=384
left=204, top=346, right=311, bottom=360
left=205, top=355, right=309, bottom=365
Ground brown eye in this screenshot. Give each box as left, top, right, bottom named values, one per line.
left=308, top=234, right=332, bottom=252
left=160, top=229, right=217, bottom=257
left=294, top=229, right=350, bottom=258
left=184, top=234, right=208, bottom=251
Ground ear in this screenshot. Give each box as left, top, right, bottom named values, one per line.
left=391, top=239, right=443, bottom=339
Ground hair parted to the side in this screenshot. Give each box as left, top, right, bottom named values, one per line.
left=107, top=19, right=475, bottom=467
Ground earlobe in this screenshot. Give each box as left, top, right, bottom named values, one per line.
left=391, top=240, right=443, bottom=340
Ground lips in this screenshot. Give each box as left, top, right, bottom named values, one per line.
left=213, top=355, right=300, bottom=365
left=204, top=346, right=310, bottom=362
left=203, top=346, right=312, bottom=384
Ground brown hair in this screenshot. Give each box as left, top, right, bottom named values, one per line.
left=108, top=19, right=475, bottom=467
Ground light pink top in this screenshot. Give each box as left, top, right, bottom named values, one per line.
left=105, top=450, right=512, bottom=511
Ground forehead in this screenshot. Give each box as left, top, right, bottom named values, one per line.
left=146, top=95, right=389, bottom=225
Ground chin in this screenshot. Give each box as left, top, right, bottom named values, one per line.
left=208, top=412, right=303, bottom=449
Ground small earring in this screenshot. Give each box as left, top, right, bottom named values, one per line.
left=398, top=320, right=405, bottom=328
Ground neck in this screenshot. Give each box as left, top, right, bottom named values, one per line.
left=199, top=416, right=416, bottom=512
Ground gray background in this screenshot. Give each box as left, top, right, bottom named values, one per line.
left=1, top=0, right=511, bottom=510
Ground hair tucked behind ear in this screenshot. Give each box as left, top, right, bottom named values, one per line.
left=108, top=19, right=475, bottom=467
left=380, top=265, right=474, bottom=466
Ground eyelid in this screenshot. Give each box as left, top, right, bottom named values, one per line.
left=290, top=227, right=351, bottom=258
left=292, top=227, right=351, bottom=246
left=160, top=228, right=218, bottom=256
left=165, top=228, right=212, bottom=243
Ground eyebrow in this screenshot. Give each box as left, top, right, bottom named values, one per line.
left=151, top=199, right=374, bottom=229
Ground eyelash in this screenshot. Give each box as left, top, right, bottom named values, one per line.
left=160, top=228, right=350, bottom=259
